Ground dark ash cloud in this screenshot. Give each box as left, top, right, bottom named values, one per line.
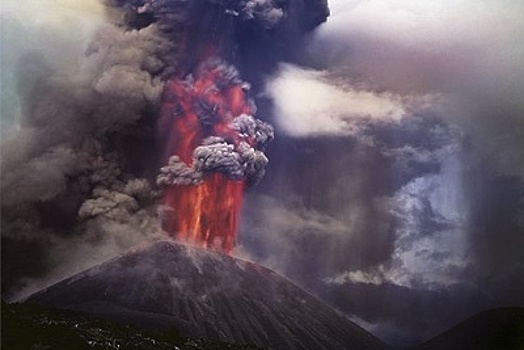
left=1, top=4, right=171, bottom=300
left=242, top=0, right=524, bottom=346
left=3, top=1, right=522, bottom=348
left=1, top=0, right=329, bottom=301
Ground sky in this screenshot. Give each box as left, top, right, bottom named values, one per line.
left=1, top=0, right=524, bottom=347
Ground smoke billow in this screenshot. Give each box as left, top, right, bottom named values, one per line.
left=1, top=0, right=328, bottom=300
left=158, top=135, right=271, bottom=183
left=245, top=0, right=524, bottom=346
left=155, top=58, right=273, bottom=190
left=1, top=11, right=171, bottom=299
left=3, top=0, right=522, bottom=347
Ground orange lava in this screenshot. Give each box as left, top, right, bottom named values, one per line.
left=163, top=173, right=244, bottom=253
left=158, top=60, right=254, bottom=253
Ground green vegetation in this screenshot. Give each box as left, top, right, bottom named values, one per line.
left=1, top=302, right=263, bottom=350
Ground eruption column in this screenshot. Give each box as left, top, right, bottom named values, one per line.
left=157, top=59, right=273, bottom=253
left=101, top=0, right=326, bottom=255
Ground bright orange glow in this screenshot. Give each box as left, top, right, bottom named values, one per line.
left=163, top=173, right=244, bottom=253
left=158, top=59, right=254, bottom=254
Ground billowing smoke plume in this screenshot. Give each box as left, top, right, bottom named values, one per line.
left=106, top=0, right=320, bottom=252
left=241, top=0, right=524, bottom=347
left=1, top=0, right=328, bottom=299
left=157, top=133, right=272, bottom=187
left=6, top=1, right=521, bottom=348
left=130, top=0, right=285, bottom=28
left=1, top=14, right=171, bottom=300
left=109, top=0, right=328, bottom=29
left=156, top=60, right=274, bottom=189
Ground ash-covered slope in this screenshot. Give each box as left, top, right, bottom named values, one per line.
left=27, top=240, right=387, bottom=350
left=413, top=307, right=524, bottom=350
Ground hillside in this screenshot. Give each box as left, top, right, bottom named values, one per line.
left=413, top=307, right=524, bottom=350
left=26, top=240, right=388, bottom=350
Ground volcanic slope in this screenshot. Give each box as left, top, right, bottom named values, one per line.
left=413, top=307, right=524, bottom=350
left=27, top=240, right=388, bottom=350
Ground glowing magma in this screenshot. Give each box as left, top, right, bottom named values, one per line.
left=158, top=60, right=256, bottom=253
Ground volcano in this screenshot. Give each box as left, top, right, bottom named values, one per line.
left=26, top=240, right=387, bottom=350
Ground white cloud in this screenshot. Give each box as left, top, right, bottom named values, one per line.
left=2, top=0, right=104, bottom=29
left=318, top=0, right=524, bottom=99
left=310, top=0, right=524, bottom=177
left=265, top=64, right=408, bottom=137
left=1, top=1, right=106, bottom=134
left=325, top=267, right=387, bottom=286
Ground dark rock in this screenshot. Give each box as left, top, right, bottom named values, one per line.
left=413, top=307, right=524, bottom=350
left=28, top=240, right=388, bottom=350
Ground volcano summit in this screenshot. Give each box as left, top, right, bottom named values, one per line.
left=27, top=240, right=388, bottom=350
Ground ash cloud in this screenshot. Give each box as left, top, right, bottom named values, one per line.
left=250, top=0, right=524, bottom=346
left=106, top=0, right=329, bottom=84
left=1, top=3, right=171, bottom=300
left=3, top=1, right=521, bottom=348
left=129, top=0, right=287, bottom=29
left=115, top=0, right=328, bottom=29
left=305, top=0, right=524, bottom=178
left=239, top=115, right=458, bottom=289
left=1, top=0, right=328, bottom=300
left=158, top=113, right=273, bottom=187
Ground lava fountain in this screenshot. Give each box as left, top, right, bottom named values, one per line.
left=157, top=58, right=273, bottom=253
left=104, top=0, right=327, bottom=254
